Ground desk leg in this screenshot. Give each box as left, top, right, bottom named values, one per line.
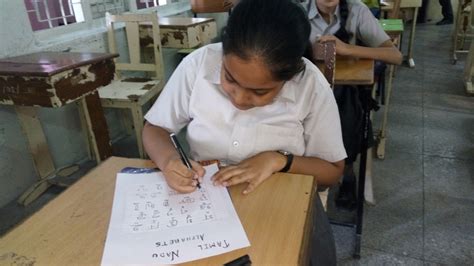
left=354, top=87, right=370, bottom=259
left=407, top=7, right=419, bottom=68
left=79, top=92, right=112, bottom=163
left=15, top=106, right=55, bottom=205
left=376, top=64, right=395, bottom=159
left=463, top=40, right=474, bottom=95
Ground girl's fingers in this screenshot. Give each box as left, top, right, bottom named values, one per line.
left=222, top=173, right=249, bottom=187
left=169, top=159, right=194, bottom=178
left=190, top=160, right=206, bottom=182
left=243, top=182, right=258, bottom=194
left=167, top=174, right=198, bottom=193
left=212, top=166, right=245, bottom=185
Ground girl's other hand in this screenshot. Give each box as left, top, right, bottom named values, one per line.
left=162, top=156, right=205, bottom=193
left=211, top=151, right=285, bottom=194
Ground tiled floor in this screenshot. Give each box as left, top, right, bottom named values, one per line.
left=332, top=23, right=474, bottom=264
left=1, top=23, right=473, bottom=265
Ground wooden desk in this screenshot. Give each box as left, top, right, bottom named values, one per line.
left=382, top=0, right=422, bottom=67
left=140, top=17, right=217, bottom=49
left=333, top=57, right=375, bottom=85
left=0, top=157, right=316, bottom=265
left=0, top=52, right=118, bottom=205
left=318, top=57, right=374, bottom=258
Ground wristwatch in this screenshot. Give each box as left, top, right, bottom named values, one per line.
left=277, top=150, right=294, bottom=173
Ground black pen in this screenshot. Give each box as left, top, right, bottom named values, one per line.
left=169, top=133, right=201, bottom=189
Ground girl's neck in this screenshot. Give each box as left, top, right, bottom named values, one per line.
left=317, top=6, right=337, bottom=24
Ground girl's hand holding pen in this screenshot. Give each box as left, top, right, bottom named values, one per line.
left=211, top=151, right=286, bottom=195
left=162, top=156, right=205, bottom=193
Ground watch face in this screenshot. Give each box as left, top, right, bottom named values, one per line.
left=278, top=150, right=290, bottom=156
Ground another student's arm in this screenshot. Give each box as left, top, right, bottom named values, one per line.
left=318, top=36, right=402, bottom=65
left=143, top=122, right=205, bottom=193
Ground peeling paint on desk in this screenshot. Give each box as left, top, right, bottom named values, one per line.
left=0, top=75, right=54, bottom=106
left=0, top=59, right=115, bottom=108
left=0, top=252, right=36, bottom=265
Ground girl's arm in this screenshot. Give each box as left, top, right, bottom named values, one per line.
left=290, top=155, right=344, bottom=185
left=318, top=36, right=403, bottom=65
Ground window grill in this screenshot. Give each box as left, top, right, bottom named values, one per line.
left=136, top=0, right=167, bottom=9
left=25, top=0, right=84, bottom=31
left=25, top=0, right=128, bottom=31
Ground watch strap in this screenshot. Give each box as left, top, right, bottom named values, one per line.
left=279, top=152, right=294, bottom=173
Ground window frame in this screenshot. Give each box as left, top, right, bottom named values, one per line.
left=31, top=0, right=190, bottom=44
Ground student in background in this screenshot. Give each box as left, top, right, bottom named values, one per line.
left=143, top=0, right=345, bottom=264
left=362, top=0, right=381, bottom=18
left=300, top=0, right=402, bottom=210
left=436, top=0, right=453, bottom=25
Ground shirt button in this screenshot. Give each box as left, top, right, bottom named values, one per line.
left=232, top=141, right=239, bottom=147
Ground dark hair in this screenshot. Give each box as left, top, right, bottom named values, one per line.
left=222, top=0, right=311, bottom=81
left=334, top=0, right=353, bottom=43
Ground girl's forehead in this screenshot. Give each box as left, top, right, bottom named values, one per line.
left=222, top=54, right=282, bottom=89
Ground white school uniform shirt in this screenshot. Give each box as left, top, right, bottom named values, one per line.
left=300, top=0, right=390, bottom=47
left=145, top=43, right=347, bottom=165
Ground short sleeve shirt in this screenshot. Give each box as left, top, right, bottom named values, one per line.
left=300, top=0, right=390, bottom=47
left=145, top=43, right=347, bottom=165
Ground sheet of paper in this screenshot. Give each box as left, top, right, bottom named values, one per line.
left=101, top=164, right=250, bottom=265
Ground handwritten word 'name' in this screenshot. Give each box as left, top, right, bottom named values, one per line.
left=152, top=250, right=179, bottom=261
left=155, top=234, right=205, bottom=247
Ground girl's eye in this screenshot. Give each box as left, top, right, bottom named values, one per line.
left=252, top=90, right=269, bottom=96
left=225, top=74, right=236, bottom=83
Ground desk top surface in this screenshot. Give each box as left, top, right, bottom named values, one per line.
left=154, top=17, right=215, bottom=28
left=0, top=157, right=315, bottom=265
left=334, top=57, right=374, bottom=85
left=0, top=52, right=118, bottom=77
left=380, top=19, right=404, bottom=33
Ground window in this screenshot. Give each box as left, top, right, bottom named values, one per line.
left=136, top=0, right=167, bottom=10
left=25, top=0, right=129, bottom=31
left=25, top=0, right=84, bottom=31
left=25, top=0, right=188, bottom=33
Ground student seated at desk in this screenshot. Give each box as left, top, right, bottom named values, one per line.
left=143, top=0, right=346, bottom=264
left=300, top=0, right=402, bottom=210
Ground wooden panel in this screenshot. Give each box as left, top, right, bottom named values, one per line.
left=98, top=79, right=161, bottom=101
left=140, top=18, right=217, bottom=49
left=125, top=22, right=141, bottom=65
left=115, top=63, right=156, bottom=72
left=400, top=0, right=422, bottom=8
left=190, top=0, right=233, bottom=13
left=83, top=92, right=112, bottom=161
left=0, top=157, right=315, bottom=266
left=14, top=106, right=55, bottom=178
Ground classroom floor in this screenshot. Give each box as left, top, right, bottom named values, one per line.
left=1, top=22, right=473, bottom=265
left=331, top=23, right=474, bottom=264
